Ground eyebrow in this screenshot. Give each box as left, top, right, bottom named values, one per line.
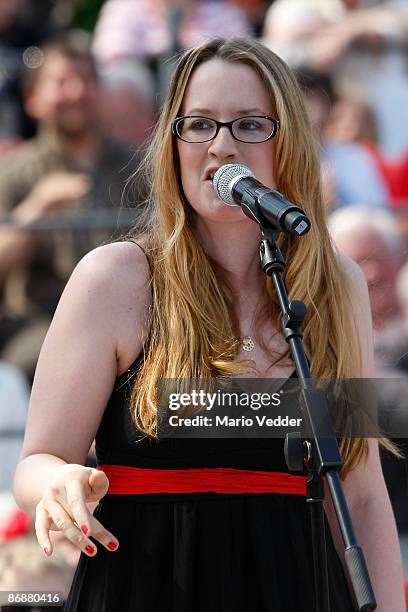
left=185, top=108, right=268, bottom=116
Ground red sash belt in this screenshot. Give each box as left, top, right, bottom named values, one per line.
left=98, top=464, right=307, bottom=496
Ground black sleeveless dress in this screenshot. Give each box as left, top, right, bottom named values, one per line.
left=65, top=363, right=354, bottom=612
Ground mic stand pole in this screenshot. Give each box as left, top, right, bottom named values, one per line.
left=259, top=226, right=376, bottom=612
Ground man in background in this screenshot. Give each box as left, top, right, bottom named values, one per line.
left=0, top=30, right=145, bottom=381
left=329, top=205, right=408, bottom=562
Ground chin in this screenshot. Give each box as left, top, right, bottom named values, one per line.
left=192, top=193, right=241, bottom=218
left=58, top=115, right=91, bottom=134
left=197, top=207, right=250, bottom=228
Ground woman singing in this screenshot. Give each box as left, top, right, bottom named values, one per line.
left=14, top=38, right=404, bottom=611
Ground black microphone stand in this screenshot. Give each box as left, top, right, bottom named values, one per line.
left=259, top=225, right=376, bottom=612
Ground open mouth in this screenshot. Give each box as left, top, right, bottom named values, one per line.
left=205, top=168, right=219, bottom=182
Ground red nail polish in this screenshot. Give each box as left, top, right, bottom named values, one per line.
left=43, top=547, right=49, bottom=556
left=85, top=545, right=95, bottom=555
left=107, top=541, right=118, bottom=551
left=81, top=525, right=89, bottom=535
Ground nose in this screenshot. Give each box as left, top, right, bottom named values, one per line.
left=360, top=259, right=381, bottom=285
left=64, top=76, right=87, bottom=102
left=207, top=125, right=239, bottom=160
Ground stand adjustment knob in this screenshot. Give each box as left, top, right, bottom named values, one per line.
left=284, top=432, right=305, bottom=472
left=288, top=300, right=307, bottom=322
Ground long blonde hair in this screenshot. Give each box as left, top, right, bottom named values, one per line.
left=128, top=38, right=381, bottom=476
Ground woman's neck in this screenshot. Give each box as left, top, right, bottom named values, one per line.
left=195, top=217, right=265, bottom=296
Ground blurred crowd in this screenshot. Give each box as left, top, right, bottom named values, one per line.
left=0, top=0, right=408, bottom=608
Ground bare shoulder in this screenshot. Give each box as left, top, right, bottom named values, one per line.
left=21, top=241, right=151, bottom=463
left=72, top=241, right=150, bottom=291
left=337, top=253, right=367, bottom=294
left=337, top=253, right=374, bottom=376
left=53, top=240, right=152, bottom=374
left=337, top=252, right=371, bottom=315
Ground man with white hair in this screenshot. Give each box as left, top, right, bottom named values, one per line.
left=328, top=205, right=406, bottom=355
left=97, top=59, right=156, bottom=147
left=329, top=205, right=408, bottom=566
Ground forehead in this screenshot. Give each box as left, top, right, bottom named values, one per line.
left=181, top=59, right=272, bottom=116
left=336, top=230, right=389, bottom=259
left=37, top=52, right=95, bottom=83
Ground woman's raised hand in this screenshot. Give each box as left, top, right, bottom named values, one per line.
left=35, top=464, right=118, bottom=557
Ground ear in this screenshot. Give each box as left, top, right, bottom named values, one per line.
left=24, top=89, right=46, bottom=121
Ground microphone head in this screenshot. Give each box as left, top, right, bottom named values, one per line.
left=213, top=163, right=255, bottom=206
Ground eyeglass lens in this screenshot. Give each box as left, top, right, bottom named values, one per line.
left=176, top=116, right=276, bottom=143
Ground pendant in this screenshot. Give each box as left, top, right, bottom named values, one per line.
left=242, top=336, right=255, bottom=352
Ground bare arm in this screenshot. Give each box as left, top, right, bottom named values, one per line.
left=0, top=171, right=91, bottom=286
left=309, top=6, right=408, bottom=71
left=0, top=224, right=35, bottom=284
left=342, top=440, right=405, bottom=612
left=325, top=255, right=405, bottom=611
left=13, top=241, right=151, bottom=555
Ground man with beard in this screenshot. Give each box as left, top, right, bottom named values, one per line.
left=0, top=30, right=145, bottom=381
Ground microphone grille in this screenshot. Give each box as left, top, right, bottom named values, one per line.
left=213, top=163, right=255, bottom=205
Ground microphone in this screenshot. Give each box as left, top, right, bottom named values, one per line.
left=213, top=163, right=311, bottom=236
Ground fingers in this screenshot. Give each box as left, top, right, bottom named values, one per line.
left=65, top=475, right=94, bottom=535
left=35, top=467, right=118, bottom=557
left=87, top=514, right=119, bottom=553
left=36, top=498, right=96, bottom=557
left=30, top=171, right=91, bottom=215
left=35, top=504, right=55, bottom=556
left=58, top=175, right=91, bottom=205
left=64, top=475, right=119, bottom=552
left=87, top=469, right=110, bottom=501
left=37, top=497, right=101, bottom=558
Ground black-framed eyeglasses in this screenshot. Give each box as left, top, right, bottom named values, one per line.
left=172, top=115, right=280, bottom=144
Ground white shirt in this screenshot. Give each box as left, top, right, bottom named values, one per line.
left=0, top=362, right=29, bottom=491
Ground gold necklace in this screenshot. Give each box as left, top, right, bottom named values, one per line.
left=239, top=296, right=258, bottom=352
left=241, top=335, right=255, bottom=352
